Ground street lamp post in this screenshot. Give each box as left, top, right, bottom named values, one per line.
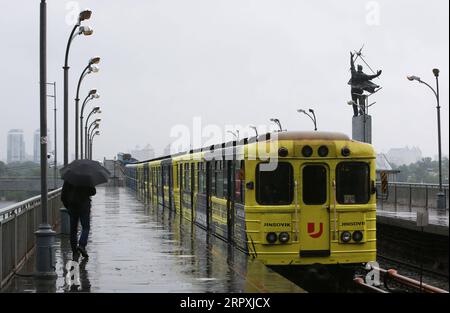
left=297, top=108, right=318, bottom=131
left=407, top=69, right=445, bottom=209
left=269, top=118, right=284, bottom=132
left=75, top=58, right=100, bottom=159
left=249, top=125, right=258, bottom=137
left=46, top=82, right=57, bottom=189
left=63, top=9, right=93, bottom=165
left=36, top=0, right=56, bottom=277
left=80, top=89, right=100, bottom=158
left=227, top=130, right=239, bottom=141
left=89, top=130, right=100, bottom=160
left=85, top=107, right=101, bottom=156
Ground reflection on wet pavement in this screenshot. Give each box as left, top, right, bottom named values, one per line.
left=3, top=187, right=304, bottom=293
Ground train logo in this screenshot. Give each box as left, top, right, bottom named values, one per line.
left=307, top=222, right=323, bottom=238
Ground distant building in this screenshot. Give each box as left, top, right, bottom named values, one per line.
left=33, top=129, right=52, bottom=163
left=7, top=129, right=26, bottom=163
left=386, top=146, right=422, bottom=166
left=130, top=144, right=155, bottom=161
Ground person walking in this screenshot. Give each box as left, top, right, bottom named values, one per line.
left=61, top=181, right=96, bottom=261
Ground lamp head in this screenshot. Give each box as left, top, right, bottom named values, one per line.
left=88, top=89, right=97, bottom=95
left=78, top=9, right=92, bottom=22
left=96, top=118, right=102, bottom=122
left=79, top=25, right=93, bottom=36
left=92, top=93, right=100, bottom=99
left=95, top=131, right=100, bottom=135
left=90, top=56, right=101, bottom=65
left=433, top=68, right=440, bottom=77
left=297, top=109, right=305, bottom=114
left=407, top=75, right=421, bottom=82
left=309, top=109, right=314, bottom=114
left=93, top=106, right=100, bottom=112
left=89, top=65, right=99, bottom=73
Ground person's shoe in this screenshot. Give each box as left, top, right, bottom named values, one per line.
left=77, top=246, right=89, bottom=258
left=72, top=251, right=80, bottom=262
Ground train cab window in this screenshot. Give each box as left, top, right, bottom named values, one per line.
left=302, top=165, right=327, bottom=205
left=256, top=162, right=293, bottom=205
left=336, top=162, right=370, bottom=204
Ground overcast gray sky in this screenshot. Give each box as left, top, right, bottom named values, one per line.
left=0, top=0, right=448, bottom=162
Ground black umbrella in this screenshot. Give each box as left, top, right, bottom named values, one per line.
left=60, top=159, right=111, bottom=187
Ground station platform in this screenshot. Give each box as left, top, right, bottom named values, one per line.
left=377, top=206, right=449, bottom=237
left=2, top=187, right=304, bottom=293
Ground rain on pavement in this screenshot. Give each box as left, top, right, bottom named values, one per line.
left=3, top=187, right=304, bottom=293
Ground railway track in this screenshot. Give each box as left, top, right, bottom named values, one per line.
left=354, top=265, right=449, bottom=293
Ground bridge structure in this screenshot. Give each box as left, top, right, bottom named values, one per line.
left=0, top=160, right=448, bottom=292
left=0, top=177, right=63, bottom=192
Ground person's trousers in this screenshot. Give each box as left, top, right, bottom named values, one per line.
left=69, top=208, right=91, bottom=253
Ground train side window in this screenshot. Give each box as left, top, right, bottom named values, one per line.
left=215, top=161, right=224, bottom=198
left=336, top=162, right=370, bottom=204
left=302, top=165, right=327, bottom=205
left=198, top=163, right=205, bottom=194
left=211, top=162, right=216, bottom=196
left=235, top=160, right=245, bottom=204
left=256, top=162, right=293, bottom=205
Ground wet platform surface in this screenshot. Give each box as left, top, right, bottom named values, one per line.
left=377, top=206, right=449, bottom=227
left=3, top=187, right=304, bottom=293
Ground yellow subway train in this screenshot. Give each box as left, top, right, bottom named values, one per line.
left=125, top=131, right=377, bottom=266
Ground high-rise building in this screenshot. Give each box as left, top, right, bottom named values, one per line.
left=7, top=129, right=26, bottom=163
left=33, top=129, right=52, bottom=163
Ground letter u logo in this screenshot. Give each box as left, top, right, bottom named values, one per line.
left=307, top=222, right=323, bottom=238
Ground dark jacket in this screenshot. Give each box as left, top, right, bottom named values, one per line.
left=61, top=181, right=96, bottom=212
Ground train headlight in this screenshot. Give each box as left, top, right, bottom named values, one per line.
left=302, top=145, right=313, bottom=157
left=341, top=147, right=351, bottom=157
left=318, top=145, right=329, bottom=157
left=352, top=230, right=363, bottom=242
left=266, top=232, right=277, bottom=244
left=341, top=231, right=352, bottom=243
left=278, top=147, right=289, bottom=157
left=279, top=232, right=290, bottom=243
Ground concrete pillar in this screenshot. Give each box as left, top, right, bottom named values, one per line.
left=352, top=114, right=372, bottom=144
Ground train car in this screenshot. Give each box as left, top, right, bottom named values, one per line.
left=124, top=131, right=377, bottom=267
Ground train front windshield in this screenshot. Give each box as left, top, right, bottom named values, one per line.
left=336, top=162, right=370, bottom=204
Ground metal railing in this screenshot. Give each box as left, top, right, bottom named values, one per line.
left=376, top=181, right=449, bottom=212
left=0, top=188, right=62, bottom=288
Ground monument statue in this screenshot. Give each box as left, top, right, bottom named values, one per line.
left=348, top=51, right=382, bottom=116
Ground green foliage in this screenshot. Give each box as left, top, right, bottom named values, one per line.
left=394, top=157, right=449, bottom=184
left=1, top=161, right=41, bottom=177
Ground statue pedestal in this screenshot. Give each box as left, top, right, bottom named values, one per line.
left=352, top=114, right=372, bottom=144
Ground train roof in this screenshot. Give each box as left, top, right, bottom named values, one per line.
left=274, top=131, right=349, bottom=141
left=125, top=131, right=359, bottom=166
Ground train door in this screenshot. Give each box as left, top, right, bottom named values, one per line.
left=206, top=161, right=212, bottom=230
left=299, top=164, right=330, bottom=257
left=226, top=160, right=234, bottom=243
left=179, top=164, right=183, bottom=216
left=169, top=163, right=173, bottom=211
left=190, top=163, right=195, bottom=221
